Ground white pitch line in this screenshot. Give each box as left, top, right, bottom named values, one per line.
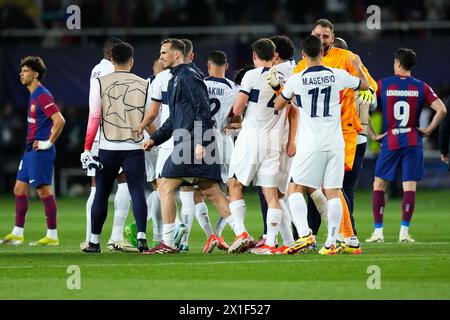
left=0, top=255, right=447, bottom=270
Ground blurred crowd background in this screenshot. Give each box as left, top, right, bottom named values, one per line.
left=1, top=0, right=449, bottom=195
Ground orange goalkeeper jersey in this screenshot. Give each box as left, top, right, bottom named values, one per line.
left=293, top=47, right=377, bottom=170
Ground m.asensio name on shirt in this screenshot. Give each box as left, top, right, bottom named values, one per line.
left=302, top=75, right=336, bottom=85
left=386, top=90, right=419, bottom=97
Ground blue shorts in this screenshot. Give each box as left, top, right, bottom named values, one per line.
left=375, top=146, right=424, bottom=182
left=16, top=147, right=56, bottom=188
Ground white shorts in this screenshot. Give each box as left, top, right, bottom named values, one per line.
left=87, top=141, right=99, bottom=177
left=277, top=147, right=292, bottom=195
left=290, top=149, right=345, bottom=190
left=145, top=148, right=159, bottom=182
left=155, top=148, right=173, bottom=179
left=228, top=141, right=280, bottom=188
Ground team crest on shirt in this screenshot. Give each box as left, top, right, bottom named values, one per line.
left=30, top=104, right=35, bottom=112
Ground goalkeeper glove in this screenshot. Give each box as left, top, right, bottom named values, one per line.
left=265, top=66, right=281, bottom=91
left=80, top=151, right=103, bottom=171
left=358, top=89, right=375, bottom=104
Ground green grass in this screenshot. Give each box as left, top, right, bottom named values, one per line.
left=0, top=190, right=449, bottom=300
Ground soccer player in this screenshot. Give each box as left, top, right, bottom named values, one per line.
left=142, top=38, right=241, bottom=254
left=81, top=42, right=151, bottom=253
left=0, top=56, right=65, bottom=246
left=289, top=19, right=378, bottom=253
left=366, top=48, right=446, bottom=243
left=439, top=97, right=450, bottom=171
left=227, top=38, right=289, bottom=254
left=275, top=35, right=370, bottom=255
left=203, top=50, right=240, bottom=251
left=80, top=37, right=135, bottom=253
left=252, top=35, right=297, bottom=252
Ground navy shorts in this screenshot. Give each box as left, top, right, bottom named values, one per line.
left=16, top=146, right=56, bottom=187
left=375, top=146, right=424, bottom=182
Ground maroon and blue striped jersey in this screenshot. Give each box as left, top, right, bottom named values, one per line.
left=377, top=75, right=438, bottom=150
left=26, top=85, right=60, bottom=147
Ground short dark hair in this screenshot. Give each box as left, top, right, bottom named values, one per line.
left=234, top=64, right=255, bottom=85
left=111, top=42, right=134, bottom=64
left=302, top=35, right=322, bottom=58
left=333, top=37, right=348, bottom=50
left=103, top=37, right=123, bottom=55
left=161, top=38, right=185, bottom=55
left=269, top=35, right=294, bottom=60
left=181, top=38, right=193, bottom=57
left=395, top=48, right=416, bottom=71
left=251, top=38, right=276, bottom=62
left=208, top=50, right=227, bottom=66
left=313, top=18, right=334, bottom=33
left=20, top=56, right=47, bottom=81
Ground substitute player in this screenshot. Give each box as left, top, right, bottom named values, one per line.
left=0, top=56, right=65, bottom=246
left=276, top=35, right=369, bottom=255
left=366, top=48, right=446, bottom=243
left=80, top=37, right=135, bottom=253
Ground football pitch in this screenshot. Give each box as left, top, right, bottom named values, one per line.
left=0, top=190, right=449, bottom=300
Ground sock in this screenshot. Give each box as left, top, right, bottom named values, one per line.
left=12, top=226, right=24, bottom=237
left=15, top=195, right=28, bottom=229
left=257, top=187, right=268, bottom=235
left=279, top=198, right=294, bottom=246
left=162, top=223, right=176, bottom=248
left=372, top=190, right=385, bottom=229
left=195, top=202, right=213, bottom=237
left=179, top=191, right=195, bottom=246
left=265, top=208, right=282, bottom=247
left=137, top=232, right=146, bottom=240
left=214, top=217, right=228, bottom=236
left=229, top=199, right=247, bottom=235
left=339, top=191, right=354, bottom=238
left=42, top=195, right=57, bottom=230
left=324, top=198, right=343, bottom=248
left=85, top=187, right=95, bottom=242
left=288, top=193, right=310, bottom=237
left=46, top=229, right=58, bottom=239
left=225, top=215, right=239, bottom=235
left=149, top=191, right=162, bottom=241
left=90, top=234, right=100, bottom=244
left=110, top=183, right=131, bottom=242
left=401, top=191, right=415, bottom=232
left=310, top=189, right=328, bottom=225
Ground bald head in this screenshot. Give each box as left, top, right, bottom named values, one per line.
left=333, top=37, right=348, bottom=50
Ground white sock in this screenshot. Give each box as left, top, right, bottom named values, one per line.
left=110, top=183, right=131, bottom=241
left=337, top=233, right=344, bottom=242
left=12, top=226, right=24, bottom=237
left=214, top=217, right=228, bottom=236
left=324, top=198, right=342, bottom=248
left=46, top=229, right=58, bottom=239
left=265, top=208, right=282, bottom=247
left=149, top=191, right=162, bottom=241
left=85, top=187, right=95, bottom=242
left=162, top=223, right=176, bottom=248
left=375, top=227, right=383, bottom=235
left=229, top=199, right=246, bottom=235
left=279, top=198, right=294, bottom=247
left=137, top=232, right=146, bottom=240
left=179, top=191, right=195, bottom=246
left=400, top=225, right=409, bottom=237
left=310, top=189, right=328, bottom=225
left=90, top=234, right=100, bottom=244
left=288, top=193, right=310, bottom=237
left=195, top=202, right=213, bottom=237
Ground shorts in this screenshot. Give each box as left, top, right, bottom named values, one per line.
left=156, top=148, right=173, bottom=179
left=17, top=147, right=56, bottom=188
left=290, top=149, right=345, bottom=190
left=375, top=146, right=424, bottom=181
left=228, top=140, right=280, bottom=187
left=145, top=147, right=159, bottom=182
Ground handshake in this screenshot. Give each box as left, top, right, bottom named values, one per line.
left=80, top=151, right=103, bottom=171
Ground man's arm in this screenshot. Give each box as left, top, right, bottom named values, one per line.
left=438, top=98, right=450, bottom=164
left=139, top=100, right=160, bottom=134
left=84, top=78, right=102, bottom=152
left=232, top=92, right=249, bottom=116
left=418, top=98, right=447, bottom=137
left=287, top=105, right=298, bottom=157
left=350, top=54, right=369, bottom=91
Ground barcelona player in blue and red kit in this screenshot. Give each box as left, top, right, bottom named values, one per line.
left=367, top=48, right=446, bottom=243
left=0, top=57, right=65, bottom=246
